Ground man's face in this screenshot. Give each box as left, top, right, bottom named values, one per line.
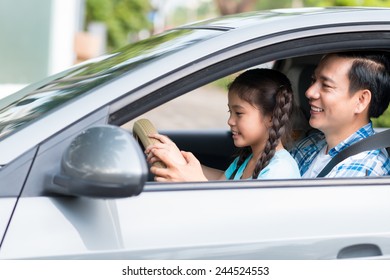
left=305, top=55, right=362, bottom=138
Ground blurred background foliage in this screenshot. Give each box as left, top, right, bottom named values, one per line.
left=84, top=0, right=390, bottom=126
left=85, top=0, right=151, bottom=51
left=373, top=110, right=390, bottom=128
left=85, top=0, right=390, bottom=50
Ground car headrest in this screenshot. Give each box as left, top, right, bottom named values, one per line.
left=287, top=64, right=316, bottom=121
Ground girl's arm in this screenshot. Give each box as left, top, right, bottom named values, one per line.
left=201, top=165, right=226, bottom=180
left=150, top=150, right=208, bottom=182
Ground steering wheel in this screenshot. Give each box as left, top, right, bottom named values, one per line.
left=132, top=118, right=166, bottom=168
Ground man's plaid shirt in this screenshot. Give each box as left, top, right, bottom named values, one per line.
left=289, top=122, right=390, bottom=177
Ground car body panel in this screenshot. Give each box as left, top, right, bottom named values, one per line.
left=1, top=180, right=390, bottom=259
left=0, top=148, right=36, bottom=196
left=0, top=197, right=124, bottom=259
left=0, top=198, right=16, bottom=246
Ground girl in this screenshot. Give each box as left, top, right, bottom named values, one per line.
left=146, top=68, right=300, bottom=181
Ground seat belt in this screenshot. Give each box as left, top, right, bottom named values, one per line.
left=317, top=129, right=390, bottom=177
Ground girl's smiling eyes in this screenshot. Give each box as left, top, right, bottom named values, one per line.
left=228, top=104, right=245, bottom=115
left=228, top=109, right=243, bottom=117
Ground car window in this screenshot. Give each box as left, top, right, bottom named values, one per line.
left=123, top=63, right=276, bottom=131
left=124, top=83, right=229, bottom=131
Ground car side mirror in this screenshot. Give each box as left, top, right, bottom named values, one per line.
left=47, top=125, right=148, bottom=198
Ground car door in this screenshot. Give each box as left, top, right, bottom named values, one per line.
left=3, top=174, right=390, bottom=259
left=113, top=179, right=390, bottom=260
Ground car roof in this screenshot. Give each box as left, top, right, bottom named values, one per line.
left=1, top=6, right=390, bottom=165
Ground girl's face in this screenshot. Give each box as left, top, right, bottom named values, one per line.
left=227, top=91, right=272, bottom=154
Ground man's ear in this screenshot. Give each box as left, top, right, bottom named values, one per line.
left=354, top=89, right=371, bottom=114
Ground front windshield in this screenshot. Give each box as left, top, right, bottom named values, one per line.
left=0, top=28, right=223, bottom=140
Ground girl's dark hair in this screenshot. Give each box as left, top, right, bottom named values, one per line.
left=229, top=68, right=294, bottom=178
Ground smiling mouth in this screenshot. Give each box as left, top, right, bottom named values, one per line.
left=311, top=106, right=324, bottom=112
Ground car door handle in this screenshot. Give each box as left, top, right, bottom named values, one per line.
left=337, top=243, right=382, bottom=259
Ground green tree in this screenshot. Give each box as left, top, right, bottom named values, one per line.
left=256, top=0, right=292, bottom=9
left=373, top=110, right=390, bottom=127
left=85, top=0, right=152, bottom=51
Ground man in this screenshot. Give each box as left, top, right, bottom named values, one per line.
left=290, top=51, right=390, bottom=177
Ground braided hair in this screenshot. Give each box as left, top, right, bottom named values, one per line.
left=228, top=68, right=294, bottom=179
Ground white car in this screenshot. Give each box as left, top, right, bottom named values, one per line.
left=1, top=7, right=390, bottom=259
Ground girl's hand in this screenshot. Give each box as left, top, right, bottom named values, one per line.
left=145, top=133, right=187, bottom=165
left=150, top=150, right=207, bottom=182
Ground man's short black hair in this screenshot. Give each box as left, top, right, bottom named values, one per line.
left=334, top=51, right=390, bottom=118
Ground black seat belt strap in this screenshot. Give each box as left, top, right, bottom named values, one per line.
left=317, top=129, right=390, bottom=177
